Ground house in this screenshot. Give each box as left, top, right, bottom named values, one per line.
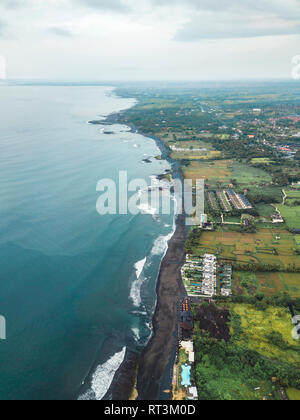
left=189, top=352, right=195, bottom=364
left=188, top=387, right=198, bottom=400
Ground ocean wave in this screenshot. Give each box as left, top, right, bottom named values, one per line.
left=151, top=219, right=176, bottom=257
left=130, top=257, right=147, bottom=307
left=135, top=257, right=147, bottom=279
left=137, top=203, right=158, bottom=216
left=78, top=347, right=126, bottom=401
left=132, top=327, right=141, bottom=342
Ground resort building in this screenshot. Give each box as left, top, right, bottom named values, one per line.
left=182, top=255, right=232, bottom=298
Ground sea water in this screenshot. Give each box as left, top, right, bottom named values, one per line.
left=0, top=83, right=175, bottom=400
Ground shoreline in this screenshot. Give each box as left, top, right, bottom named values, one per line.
left=137, top=213, right=188, bottom=400
left=103, top=107, right=189, bottom=400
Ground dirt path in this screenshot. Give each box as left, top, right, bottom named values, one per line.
left=282, top=189, right=287, bottom=205
left=136, top=214, right=188, bottom=400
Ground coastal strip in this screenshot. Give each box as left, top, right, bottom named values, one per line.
left=97, top=94, right=189, bottom=401
left=137, top=213, right=188, bottom=400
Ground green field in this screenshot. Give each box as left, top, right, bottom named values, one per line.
left=193, top=303, right=300, bottom=400
left=182, top=159, right=272, bottom=187
left=278, top=204, right=300, bottom=229
left=190, top=229, right=300, bottom=270
left=231, top=304, right=300, bottom=366
left=287, top=388, right=300, bottom=401
left=251, top=158, right=275, bottom=165
left=286, top=190, right=300, bottom=199
left=234, top=271, right=300, bottom=299
left=256, top=204, right=275, bottom=219
left=230, top=162, right=272, bottom=186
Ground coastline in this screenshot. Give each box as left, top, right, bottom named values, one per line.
left=102, top=103, right=189, bottom=400
left=137, top=213, right=188, bottom=400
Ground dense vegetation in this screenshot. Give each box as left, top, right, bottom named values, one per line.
left=194, top=303, right=300, bottom=400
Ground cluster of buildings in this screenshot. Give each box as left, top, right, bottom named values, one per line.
left=220, top=265, right=233, bottom=297
left=226, top=190, right=253, bottom=211
left=182, top=254, right=217, bottom=298
left=180, top=297, right=194, bottom=340
left=217, top=191, right=232, bottom=212
left=178, top=299, right=198, bottom=401
left=181, top=254, right=233, bottom=298
left=211, top=189, right=253, bottom=213
left=179, top=340, right=198, bottom=401
left=202, top=254, right=217, bottom=297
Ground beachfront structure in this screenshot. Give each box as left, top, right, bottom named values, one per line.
left=180, top=341, right=194, bottom=354
left=220, top=265, right=233, bottom=296
left=189, top=352, right=195, bottom=364
left=180, top=298, right=194, bottom=342
left=188, top=387, right=198, bottom=401
left=181, top=254, right=217, bottom=298
left=182, top=255, right=233, bottom=298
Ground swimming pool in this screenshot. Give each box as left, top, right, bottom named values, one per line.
left=181, top=364, right=191, bottom=387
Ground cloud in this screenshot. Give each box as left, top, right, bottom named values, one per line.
left=162, top=0, right=300, bottom=41
left=74, top=0, right=130, bottom=12
left=175, top=16, right=300, bottom=41
left=150, top=0, right=300, bottom=14
left=47, top=27, right=74, bottom=37
left=0, top=0, right=29, bottom=8
left=0, top=0, right=130, bottom=12
left=0, top=20, right=7, bottom=37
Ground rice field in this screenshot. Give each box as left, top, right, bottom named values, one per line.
left=278, top=203, right=300, bottom=230
left=182, top=159, right=272, bottom=188
left=192, top=229, right=300, bottom=297
left=286, top=388, right=300, bottom=401
left=231, top=304, right=300, bottom=366
left=171, top=150, right=222, bottom=161
left=192, top=229, right=300, bottom=269
left=183, top=160, right=233, bottom=183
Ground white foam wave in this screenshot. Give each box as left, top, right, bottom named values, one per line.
left=132, top=328, right=141, bottom=342
left=130, top=257, right=147, bottom=307
left=151, top=218, right=176, bottom=257
left=137, top=203, right=158, bottom=216
left=78, top=347, right=126, bottom=401
left=135, top=257, right=147, bottom=279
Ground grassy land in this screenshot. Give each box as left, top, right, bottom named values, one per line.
left=182, top=159, right=272, bottom=188
left=278, top=204, right=300, bottom=230
left=230, top=304, right=300, bottom=366
left=182, top=159, right=233, bottom=183
left=171, top=150, right=222, bottom=161
left=189, top=229, right=300, bottom=270
left=286, top=388, right=300, bottom=400
left=193, top=303, right=300, bottom=400
left=233, top=271, right=300, bottom=298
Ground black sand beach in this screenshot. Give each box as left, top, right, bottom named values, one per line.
left=137, top=214, right=188, bottom=400
left=102, top=105, right=188, bottom=401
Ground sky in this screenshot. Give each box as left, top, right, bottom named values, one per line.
left=0, top=0, right=299, bottom=81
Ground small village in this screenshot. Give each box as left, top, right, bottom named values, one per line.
left=173, top=251, right=233, bottom=400
left=181, top=254, right=232, bottom=298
